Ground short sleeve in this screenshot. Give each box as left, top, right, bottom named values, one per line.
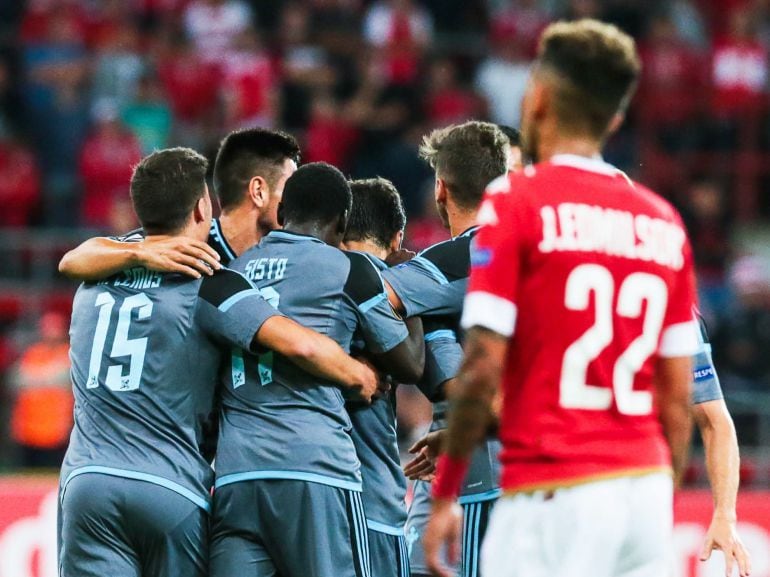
left=691, top=316, right=724, bottom=405
left=344, top=252, right=409, bottom=354
left=461, top=182, right=522, bottom=337
left=658, top=225, right=700, bottom=358
left=381, top=238, right=471, bottom=318
left=418, top=328, right=463, bottom=402
left=196, top=268, right=282, bottom=351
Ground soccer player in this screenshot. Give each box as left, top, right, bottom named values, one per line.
left=426, top=20, right=699, bottom=577
left=60, top=148, right=379, bottom=577
left=210, top=163, right=425, bottom=577
left=692, top=316, right=751, bottom=576
left=58, top=128, right=300, bottom=277
left=342, top=177, right=414, bottom=577
left=380, top=121, right=512, bottom=577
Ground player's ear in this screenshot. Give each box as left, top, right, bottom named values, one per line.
left=249, top=176, right=268, bottom=208
left=435, top=178, right=448, bottom=204
left=390, top=230, right=404, bottom=253
left=337, top=209, right=349, bottom=235
left=193, top=195, right=207, bottom=224
left=606, top=112, right=625, bottom=139
left=277, top=202, right=285, bottom=227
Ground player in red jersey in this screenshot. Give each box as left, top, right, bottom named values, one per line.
left=425, top=19, right=706, bottom=577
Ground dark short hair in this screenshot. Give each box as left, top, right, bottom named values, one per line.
left=419, top=121, right=509, bottom=210
left=344, top=178, right=406, bottom=249
left=537, top=19, right=641, bottom=138
left=280, top=162, right=351, bottom=227
left=213, top=128, right=301, bottom=210
left=497, top=125, right=522, bottom=147
left=130, top=147, right=208, bottom=235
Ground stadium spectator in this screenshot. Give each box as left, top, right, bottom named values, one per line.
left=10, top=311, right=72, bottom=468
left=638, top=13, right=705, bottom=151
left=0, top=131, right=41, bottom=227
left=121, top=73, right=174, bottom=154
left=424, top=58, right=483, bottom=127
left=710, top=8, right=768, bottom=119
left=183, top=0, right=254, bottom=64
left=364, top=0, right=433, bottom=86
left=475, top=28, right=530, bottom=128
left=89, top=20, right=145, bottom=110
left=305, top=94, right=361, bottom=170
left=488, top=0, right=550, bottom=57
left=220, top=29, right=277, bottom=130
left=78, top=99, right=142, bottom=228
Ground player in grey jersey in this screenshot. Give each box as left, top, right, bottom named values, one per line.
left=59, top=148, right=379, bottom=577
left=211, top=163, right=425, bottom=577
left=342, top=178, right=415, bottom=577
left=59, top=128, right=300, bottom=276
left=380, top=122, right=512, bottom=577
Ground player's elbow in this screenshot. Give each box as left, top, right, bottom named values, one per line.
left=58, top=251, right=82, bottom=279
left=391, top=357, right=423, bottom=385
left=282, top=335, right=322, bottom=363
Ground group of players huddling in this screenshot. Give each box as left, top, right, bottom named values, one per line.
left=57, top=19, right=750, bottom=577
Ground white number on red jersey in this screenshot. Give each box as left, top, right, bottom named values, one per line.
left=559, top=264, right=668, bottom=415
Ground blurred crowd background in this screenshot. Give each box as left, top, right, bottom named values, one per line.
left=0, top=0, right=769, bottom=486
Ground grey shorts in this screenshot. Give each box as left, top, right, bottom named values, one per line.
left=210, top=479, right=370, bottom=577
left=405, top=480, right=458, bottom=577
left=368, top=528, right=410, bottom=577
left=58, top=473, right=207, bottom=577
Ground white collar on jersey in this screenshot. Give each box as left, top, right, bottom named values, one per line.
left=549, top=154, right=619, bottom=177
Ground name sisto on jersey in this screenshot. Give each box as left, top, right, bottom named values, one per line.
left=243, top=258, right=289, bottom=281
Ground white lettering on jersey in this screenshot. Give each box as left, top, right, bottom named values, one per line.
left=244, top=258, right=288, bottom=281
left=538, top=203, right=686, bottom=271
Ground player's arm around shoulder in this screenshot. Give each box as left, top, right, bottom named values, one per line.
left=344, top=250, right=425, bottom=383
left=59, top=232, right=221, bottom=281
left=198, top=267, right=380, bottom=403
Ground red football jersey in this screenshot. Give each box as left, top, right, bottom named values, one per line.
left=462, top=155, right=699, bottom=493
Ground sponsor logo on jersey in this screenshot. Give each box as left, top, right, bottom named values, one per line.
left=470, top=247, right=493, bottom=267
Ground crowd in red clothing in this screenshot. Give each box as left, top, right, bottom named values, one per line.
left=1, top=0, right=769, bottom=238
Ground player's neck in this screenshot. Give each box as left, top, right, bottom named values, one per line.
left=344, top=240, right=389, bottom=261
left=539, top=133, right=603, bottom=164
left=283, top=221, right=340, bottom=246
left=448, top=207, right=478, bottom=238
left=218, top=207, right=260, bottom=258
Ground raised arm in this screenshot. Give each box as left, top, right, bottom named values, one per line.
left=693, top=399, right=750, bottom=577
left=59, top=235, right=221, bottom=281
left=254, top=316, right=379, bottom=403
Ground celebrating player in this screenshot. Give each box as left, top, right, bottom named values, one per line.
left=210, top=163, right=425, bottom=577
left=342, top=177, right=415, bottom=577
left=58, top=128, right=300, bottom=277
left=427, top=19, right=699, bottom=577
left=380, top=121, right=512, bottom=577
left=59, top=148, right=378, bottom=577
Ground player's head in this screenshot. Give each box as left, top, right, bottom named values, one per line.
left=213, top=128, right=301, bottom=232
left=497, top=124, right=525, bottom=171
left=130, top=147, right=211, bottom=239
left=419, top=121, right=508, bottom=228
left=521, top=19, right=641, bottom=161
left=343, top=177, right=406, bottom=256
left=278, top=162, right=352, bottom=246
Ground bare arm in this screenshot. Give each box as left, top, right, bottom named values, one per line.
left=371, top=315, right=425, bottom=383
left=384, top=281, right=405, bottom=315
left=59, top=236, right=221, bottom=281
left=254, top=316, right=379, bottom=403
left=655, top=355, right=694, bottom=486
left=694, top=399, right=751, bottom=577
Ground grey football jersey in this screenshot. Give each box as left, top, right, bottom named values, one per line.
left=692, top=315, right=724, bottom=405
left=384, top=227, right=501, bottom=501
left=347, top=253, right=408, bottom=534
left=216, top=230, right=409, bottom=493
left=61, top=266, right=280, bottom=512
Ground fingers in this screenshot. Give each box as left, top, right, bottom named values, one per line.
left=699, top=537, right=714, bottom=562
left=173, top=254, right=218, bottom=276
left=735, top=541, right=751, bottom=577
left=409, top=436, right=429, bottom=454
left=404, top=454, right=435, bottom=479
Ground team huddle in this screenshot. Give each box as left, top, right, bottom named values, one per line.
left=57, top=19, right=750, bottom=577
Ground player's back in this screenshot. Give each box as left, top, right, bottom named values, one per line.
left=473, top=155, right=697, bottom=491
left=64, top=268, right=225, bottom=509
left=218, top=230, right=405, bottom=491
